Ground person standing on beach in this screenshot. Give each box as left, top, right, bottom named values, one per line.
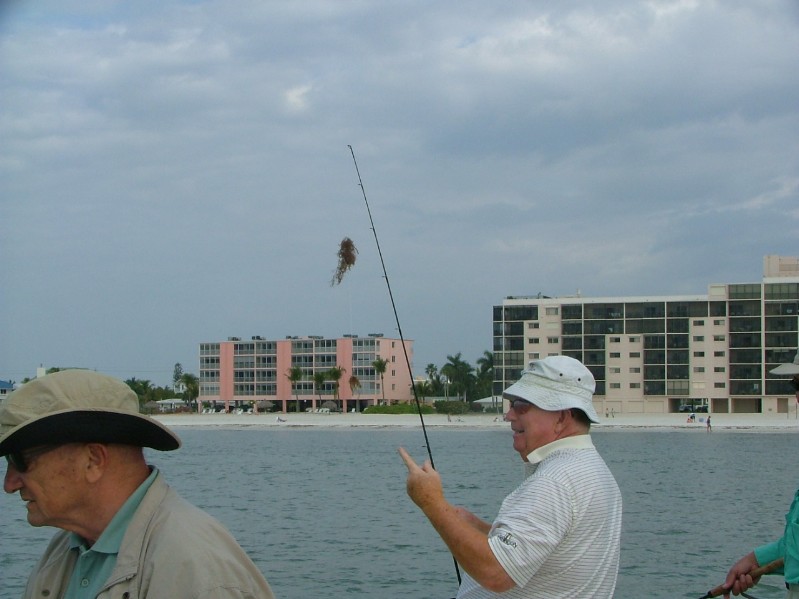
left=722, top=351, right=799, bottom=598
left=1, top=370, right=276, bottom=599
left=398, top=356, right=622, bottom=598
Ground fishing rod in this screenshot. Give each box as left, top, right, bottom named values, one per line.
left=348, top=145, right=462, bottom=586
left=697, top=557, right=784, bottom=599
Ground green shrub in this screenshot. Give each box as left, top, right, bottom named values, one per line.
left=433, top=400, right=471, bottom=415
left=363, top=403, right=435, bottom=415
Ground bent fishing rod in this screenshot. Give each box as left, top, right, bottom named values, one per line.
left=348, top=145, right=462, bottom=586
left=698, top=557, right=783, bottom=599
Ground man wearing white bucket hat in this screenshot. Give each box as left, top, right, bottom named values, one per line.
left=1, top=369, right=275, bottom=599
left=722, top=351, right=799, bottom=599
left=399, top=355, right=622, bottom=598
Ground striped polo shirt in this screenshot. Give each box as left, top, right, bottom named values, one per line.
left=457, top=435, right=622, bottom=599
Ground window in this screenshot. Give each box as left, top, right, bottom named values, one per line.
left=693, top=320, right=705, bottom=326
left=545, top=307, right=559, bottom=316
left=630, top=352, right=641, bottom=358
left=528, top=322, right=540, bottom=329
left=729, top=284, right=762, bottom=300
left=630, top=336, right=640, bottom=343
left=630, top=367, right=641, bottom=373
left=610, top=352, right=621, bottom=358
left=610, top=383, right=621, bottom=389
left=547, top=337, right=559, bottom=344
left=610, top=367, right=621, bottom=374
left=714, top=382, right=726, bottom=388
left=694, top=351, right=705, bottom=357
left=528, top=338, right=540, bottom=344
left=528, top=352, right=540, bottom=360
left=714, top=335, right=725, bottom=341
left=610, top=337, right=621, bottom=343
left=714, top=351, right=725, bottom=357
left=630, top=383, right=641, bottom=389
left=693, top=367, right=705, bottom=373
left=714, top=367, right=725, bottom=373
left=693, top=336, right=704, bottom=342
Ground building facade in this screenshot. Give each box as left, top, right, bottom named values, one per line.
left=0, top=380, right=13, bottom=399
left=493, top=256, right=799, bottom=415
left=198, top=333, right=413, bottom=413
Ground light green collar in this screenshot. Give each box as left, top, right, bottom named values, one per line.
left=525, top=434, right=594, bottom=465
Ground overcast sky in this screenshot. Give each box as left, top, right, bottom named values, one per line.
left=1, top=1, right=798, bottom=386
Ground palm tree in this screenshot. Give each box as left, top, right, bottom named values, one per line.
left=312, top=371, right=328, bottom=405
left=441, top=353, right=476, bottom=401
left=125, top=377, right=154, bottom=409
left=413, top=379, right=432, bottom=401
left=476, top=350, right=493, bottom=375
left=475, top=350, right=494, bottom=399
left=349, top=374, right=362, bottom=411
left=372, top=358, right=388, bottom=403
left=179, top=373, right=199, bottom=410
left=327, top=366, right=346, bottom=405
left=425, top=362, right=443, bottom=396
left=286, top=365, right=303, bottom=412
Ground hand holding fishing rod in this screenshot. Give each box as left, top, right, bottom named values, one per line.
left=399, top=447, right=492, bottom=532
left=399, top=446, right=444, bottom=510
left=698, top=556, right=784, bottom=599
left=398, top=446, right=511, bottom=591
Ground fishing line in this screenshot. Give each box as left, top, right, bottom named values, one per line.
left=348, top=145, right=462, bottom=586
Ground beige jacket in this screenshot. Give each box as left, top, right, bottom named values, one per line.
left=23, top=472, right=276, bottom=599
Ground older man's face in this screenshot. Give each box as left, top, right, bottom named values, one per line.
left=4, top=443, right=89, bottom=531
left=504, top=397, right=562, bottom=460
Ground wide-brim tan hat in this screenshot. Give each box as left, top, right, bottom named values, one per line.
left=0, top=369, right=181, bottom=455
left=771, top=351, right=799, bottom=376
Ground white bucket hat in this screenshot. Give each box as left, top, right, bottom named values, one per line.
left=503, top=355, right=600, bottom=423
left=771, top=351, right=799, bottom=376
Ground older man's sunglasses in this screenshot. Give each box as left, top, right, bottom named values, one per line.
left=4, top=445, right=59, bottom=473
left=508, top=399, right=534, bottom=414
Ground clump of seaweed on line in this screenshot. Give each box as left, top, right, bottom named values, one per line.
left=331, top=237, right=358, bottom=286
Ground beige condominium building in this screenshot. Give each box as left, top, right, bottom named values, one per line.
left=493, top=255, right=799, bottom=415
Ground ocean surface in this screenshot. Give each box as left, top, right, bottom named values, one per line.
left=2, top=427, right=797, bottom=599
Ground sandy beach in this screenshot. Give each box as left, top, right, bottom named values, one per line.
left=154, top=411, right=799, bottom=432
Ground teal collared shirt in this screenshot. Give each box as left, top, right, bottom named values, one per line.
left=65, top=468, right=158, bottom=599
left=755, top=486, right=799, bottom=583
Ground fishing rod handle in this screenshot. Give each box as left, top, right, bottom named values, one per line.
left=703, top=557, right=784, bottom=598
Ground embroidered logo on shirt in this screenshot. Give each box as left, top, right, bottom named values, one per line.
left=498, top=532, right=517, bottom=548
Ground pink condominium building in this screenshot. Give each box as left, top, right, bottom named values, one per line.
left=198, top=333, right=413, bottom=413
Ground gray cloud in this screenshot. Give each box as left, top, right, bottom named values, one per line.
left=1, top=0, right=797, bottom=383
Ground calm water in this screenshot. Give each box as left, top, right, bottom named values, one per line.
left=2, top=427, right=797, bottom=599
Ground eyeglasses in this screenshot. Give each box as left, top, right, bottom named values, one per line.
left=508, top=399, right=534, bottom=415
left=4, top=445, right=59, bottom=473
